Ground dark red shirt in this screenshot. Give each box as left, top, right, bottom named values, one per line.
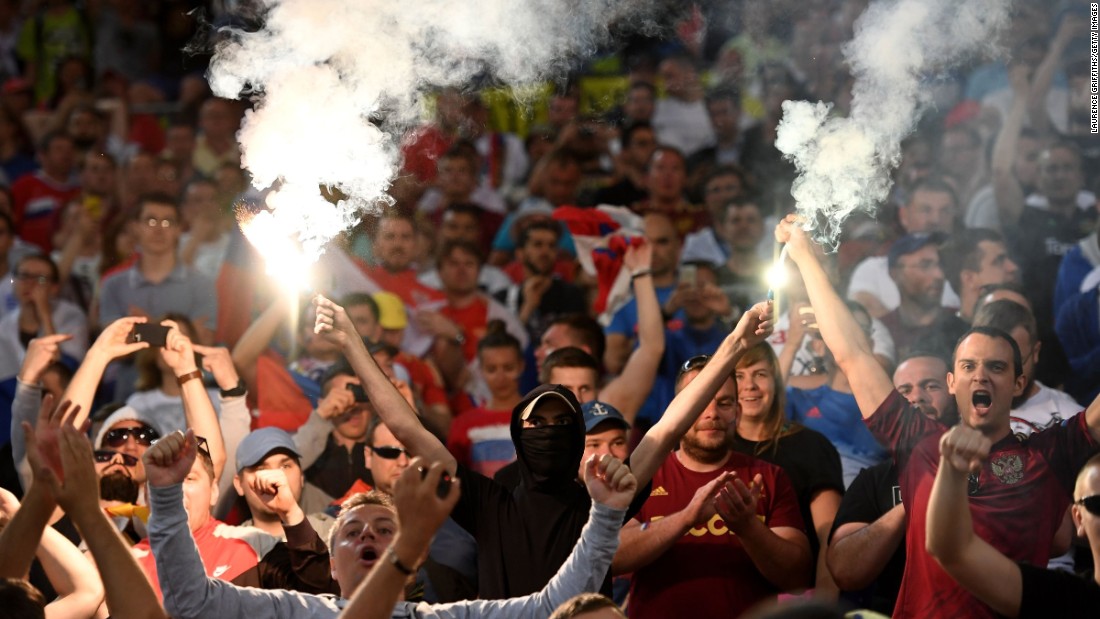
left=867, top=390, right=1097, bottom=619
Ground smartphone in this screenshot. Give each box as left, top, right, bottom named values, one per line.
left=419, top=466, right=454, bottom=499
left=129, top=323, right=170, bottom=347
left=346, top=383, right=369, bottom=403
left=679, top=264, right=697, bottom=288
left=798, top=306, right=819, bottom=331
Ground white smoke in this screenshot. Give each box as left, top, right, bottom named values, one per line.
left=208, top=0, right=656, bottom=270
left=776, top=0, right=1011, bottom=247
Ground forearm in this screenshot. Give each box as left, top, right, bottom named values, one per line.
left=39, top=305, right=57, bottom=336
left=604, top=277, right=665, bottom=419
left=61, top=351, right=111, bottom=427
left=991, top=96, right=1028, bottom=226
left=1028, top=37, right=1066, bottom=135
left=180, top=378, right=226, bottom=482
left=926, top=457, right=972, bottom=564
left=293, top=410, right=333, bottom=470
left=777, top=330, right=801, bottom=382
left=149, top=484, right=227, bottom=617
left=282, top=518, right=337, bottom=594
left=217, top=394, right=251, bottom=499
left=737, top=522, right=812, bottom=591
left=36, top=525, right=103, bottom=607
left=827, top=509, right=906, bottom=590
left=612, top=512, right=690, bottom=575
left=344, top=336, right=454, bottom=470
left=231, top=301, right=285, bottom=385
left=0, top=486, right=53, bottom=579
left=70, top=507, right=165, bottom=619
left=11, top=380, right=42, bottom=484
left=794, top=250, right=871, bottom=368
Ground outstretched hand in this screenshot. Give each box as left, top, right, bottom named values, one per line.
left=160, top=320, right=199, bottom=375
left=583, top=454, right=637, bottom=511
left=143, top=430, right=199, bottom=488
left=90, top=316, right=151, bottom=362
left=22, top=395, right=81, bottom=487
left=42, top=425, right=103, bottom=520
left=392, top=459, right=460, bottom=546
left=622, top=239, right=652, bottom=273
left=18, top=334, right=72, bottom=383
left=731, top=300, right=774, bottom=350
left=939, top=425, right=991, bottom=475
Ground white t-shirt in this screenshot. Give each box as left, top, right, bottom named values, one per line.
left=847, top=255, right=960, bottom=313
left=1010, top=381, right=1083, bottom=436
left=652, top=97, right=716, bottom=158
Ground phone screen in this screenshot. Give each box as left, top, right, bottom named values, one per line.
left=129, top=323, right=170, bottom=347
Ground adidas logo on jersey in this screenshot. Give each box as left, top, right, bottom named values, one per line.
left=651, top=486, right=668, bottom=496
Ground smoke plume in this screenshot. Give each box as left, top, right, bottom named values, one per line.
left=776, top=0, right=1011, bottom=247
left=208, top=0, right=656, bottom=268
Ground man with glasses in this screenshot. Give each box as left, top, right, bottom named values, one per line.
left=98, top=192, right=217, bottom=342
left=0, top=254, right=87, bottom=379
left=928, top=429, right=1100, bottom=617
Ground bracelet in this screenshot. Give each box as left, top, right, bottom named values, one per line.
left=386, top=547, right=415, bottom=575
left=630, top=269, right=653, bottom=281
left=176, top=369, right=203, bottom=387
left=219, top=379, right=247, bottom=398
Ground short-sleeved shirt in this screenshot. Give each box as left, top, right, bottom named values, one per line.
left=606, top=283, right=684, bottom=338
left=11, top=171, right=79, bottom=252
left=97, top=262, right=218, bottom=331
left=731, top=427, right=845, bottom=560
left=786, top=385, right=889, bottom=487
left=1018, top=561, right=1100, bottom=618
left=629, top=451, right=804, bottom=619
left=828, top=460, right=904, bottom=616
left=866, top=389, right=1098, bottom=619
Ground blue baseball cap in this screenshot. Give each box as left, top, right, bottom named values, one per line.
left=582, top=401, right=630, bottom=434
left=235, top=427, right=301, bottom=474
left=887, top=232, right=946, bottom=269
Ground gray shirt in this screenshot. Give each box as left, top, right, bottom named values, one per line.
left=98, top=262, right=217, bottom=331
left=148, top=484, right=624, bottom=619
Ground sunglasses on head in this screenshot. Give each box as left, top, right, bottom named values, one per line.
left=94, top=450, right=139, bottom=467
left=680, top=354, right=712, bottom=373
left=1076, top=495, right=1100, bottom=516
left=194, top=435, right=211, bottom=459
left=370, top=445, right=411, bottom=460
left=104, top=426, right=160, bottom=448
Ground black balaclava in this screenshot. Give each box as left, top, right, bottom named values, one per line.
left=511, top=384, right=585, bottom=490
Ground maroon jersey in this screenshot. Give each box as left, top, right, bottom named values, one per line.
left=628, top=451, right=804, bottom=619
left=867, top=390, right=1097, bottom=619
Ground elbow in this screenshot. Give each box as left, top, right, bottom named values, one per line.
left=827, top=549, right=870, bottom=591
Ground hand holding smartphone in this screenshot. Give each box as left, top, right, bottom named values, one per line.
left=128, top=323, right=170, bottom=347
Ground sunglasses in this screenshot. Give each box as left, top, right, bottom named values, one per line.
left=195, top=435, right=211, bottom=459
left=94, top=450, right=139, bottom=467
left=104, top=426, right=160, bottom=448
left=680, top=354, right=712, bottom=373
left=370, top=445, right=411, bottom=460
left=1076, top=495, right=1100, bottom=516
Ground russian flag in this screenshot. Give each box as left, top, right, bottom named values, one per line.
left=552, top=205, right=643, bottom=322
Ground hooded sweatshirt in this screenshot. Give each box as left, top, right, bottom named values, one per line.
left=449, top=384, right=596, bottom=599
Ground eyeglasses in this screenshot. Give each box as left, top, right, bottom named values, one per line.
left=680, top=355, right=712, bottom=373
left=14, top=272, right=52, bottom=285
left=1076, top=495, right=1100, bottom=516
left=370, top=445, right=411, bottom=460
left=94, top=450, right=139, bottom=467
left=104, top=426, right=161, bottom=448
left=145, top=218, right=177, bottom=228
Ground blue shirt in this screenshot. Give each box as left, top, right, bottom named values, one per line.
left=606, top=284, right=685, bottom=338
left=636, top=321, right=727, bottom=428
left=785, top=385, right=888, bottom=487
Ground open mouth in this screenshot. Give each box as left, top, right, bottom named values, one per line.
left=972, top=390, right=992, bottom=413
left=360, top=548, right=378, bottom=564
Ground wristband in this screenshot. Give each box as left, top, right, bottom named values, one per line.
left=630, top=269, right=653, bottom=281
left=219, top=378, right=247, bottom=398
left=386, top=547, right=415, bottom=575
left=176, top=369, right=203, bottom=387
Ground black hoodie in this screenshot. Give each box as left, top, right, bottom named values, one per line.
left=449, top=384, right=598, bottom=599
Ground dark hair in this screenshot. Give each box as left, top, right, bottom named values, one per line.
left=719, top=196, right=763, bottom=221
left=137, top=192, right=181, bottom=216
left=973, top=281, right=1032, bottom=317
left=549, top=593, right=625, bottom=619
left=0, top=578, right=45, bottom=619
left=621, top=121, right=654, bottom=149
left=517, top=217, right=562, bottom=248
left=328, top=491, right=395, bottom=549
left=366, top=414, right=386, bottom=448
left=705, top=164, right=750, bottom=190
left=540, top=346, right=599, bottom=383
left=341, top=292, right=380, bottom=323
left=546, top=314, right=606, bottom=363
left=939, top=228, right=1005, bottom=293
left=14, top=254, right=59, bottom=283
left=705, top=85, right=742, bottom=108
left=972, top=299, right=1037, bottom=345
left=36, top=129, right=72, bottom=154
left=953, top=326, right=1024, bottom=379
left=645, top=145, right=686, bottom=173
left=443, top=202, right=483, bottom=221
left=906, top=175, right=958, bottom=209
left=438, top=140, right=480, bottom=172
left=627, top=81, right=657, bottom=97
left=479, top=320, right=522, bottom=357
left=435, top=238, right=484, bottom=268
left=135, top=313, right=197, bottom=391
left=372, top=209, right=417, bottom=238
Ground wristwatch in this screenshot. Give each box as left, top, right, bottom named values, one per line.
left=219, top=379, right=247, bottom=398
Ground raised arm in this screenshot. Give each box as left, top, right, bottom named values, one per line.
left=777, top=217, right=895, bottom=418
left=627, top=301, right=773, bottom=489
left=60, top=316, right=150, bottom=428
left=990, top=65, right=1032, bottom=228
left=1027, top=16, right=1083, bottom=137
left=601, top=242, right=666, bottom=420
left=194, top=345, right=252, bottom=500
left=161, top=322, right=227, bottom=483
left=11, top=335, right=70, bottom=485
left=926, top=425, right=1022, bottom=617
left=314, top=295, right=456, bottom=474
left=230, top=298, right=286, bottom=389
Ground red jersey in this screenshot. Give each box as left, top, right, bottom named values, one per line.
left=446, top=406, right=515, bottom=477
left=867, top=390, right=1097, bottom=619
left=629, top=451, right=805, bottom=619
left=133, top=518, right=260, bottom=600
left=400, top=125, right=451, bottom=183
left=440, top=296, right=489, bottom=362
left=362, top=265, right=445, bottom=309
left=395, top=351, right=448, bottom=408
left=11, top=171, right=79, bottom=252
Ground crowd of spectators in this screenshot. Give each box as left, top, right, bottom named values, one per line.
left=0, top=0, right=1099, bottom=618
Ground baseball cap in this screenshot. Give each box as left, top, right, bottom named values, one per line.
left=516, top=384, right=581, bottom=422
left=235, top=427, right=301, bottom=474
left=582, top=401, right=630, bottom=433
left=372, top=291, right=408, bottom=330
left=887, top=232, right=946, bottom=269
